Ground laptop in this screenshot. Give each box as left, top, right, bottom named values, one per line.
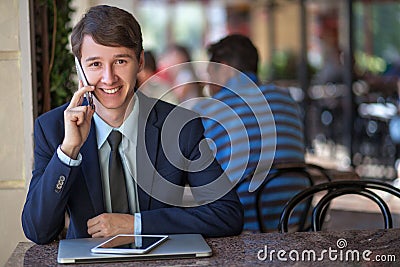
left=57, top=234, right=212, bottom=264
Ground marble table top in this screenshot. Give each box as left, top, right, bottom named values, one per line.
left=6, top=229, right=399, bottom=266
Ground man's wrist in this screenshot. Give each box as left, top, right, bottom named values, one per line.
left=60, top=143, right=81, bottom=160
left=57, top=145, right=82, bottom=166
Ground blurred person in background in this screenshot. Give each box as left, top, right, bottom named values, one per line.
left=311, top=13, right=344, bottom=85
left=193, top=34, right=307, bottom=231
left=137, top=50, right=178, bottom=104
left=158, top=44, right=204, bottom=109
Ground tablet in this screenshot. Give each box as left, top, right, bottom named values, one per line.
left=91, top=234, right=168, bottom=254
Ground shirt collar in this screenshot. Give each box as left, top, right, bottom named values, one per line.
left=94, top=94, right=139, bottom=149
left=225, top=72, right=258, bottom=90
left=213, top=72, right=259, bottom=99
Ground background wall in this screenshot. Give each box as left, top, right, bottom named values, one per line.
left=0, top=0, right=33, bottom=265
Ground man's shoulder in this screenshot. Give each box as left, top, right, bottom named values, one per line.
left=260, top=83, right=290, bottom=95
left=139, top=92, right=200, bottom=120
left=35, top=102, right=68, bottom=124
left=260, top=84, right=297, bottom=102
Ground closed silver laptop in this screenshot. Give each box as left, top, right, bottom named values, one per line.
left=57, top=234, right=212, bottom=264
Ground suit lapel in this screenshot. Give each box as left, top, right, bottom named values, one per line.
left=136, top=93, right=160, bottom=211
left=80, top=123, right=104, bottom=214
left=77, top=93, right=161, bottom=213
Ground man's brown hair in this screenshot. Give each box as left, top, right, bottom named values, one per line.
left=71, top=5, right=143, bottom=60
left=208, top=34, right=259, bottom=74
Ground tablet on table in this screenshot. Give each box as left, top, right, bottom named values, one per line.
left=91, top=234, right=168, bottom=254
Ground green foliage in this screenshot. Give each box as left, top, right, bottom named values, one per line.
left=35, top=0, right=75, bottom=113
left=48, top=0, right=75, bottom=108
left=354, top=2, right=400, bottom=72
left=354, top=51, right=386, bottom=75
left=260, top=50, right=298, bottom=81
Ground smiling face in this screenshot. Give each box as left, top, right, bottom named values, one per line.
left=80, top=35, right=144, bottom=126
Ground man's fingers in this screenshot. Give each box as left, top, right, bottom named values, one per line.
left=87, top=216, right=100, bottom=236
left=87, top=216, right=98, bottom=228
left=67, top=88, right=85, bottom=109
left=65, top=106, right=90, bottom=126
left=88, top=225, right=103, bottom=237
left=87, top=214, right=108, bottom=237
left=68, top=85, right=95, bottom=109
left=87, top=223, right=101, bottom=236
left=91, top=231, right=103, bottom=238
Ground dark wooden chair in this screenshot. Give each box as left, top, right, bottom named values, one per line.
left=236, top=162, right=331, bottom=232
left=279, top=179, right=400, bottom=232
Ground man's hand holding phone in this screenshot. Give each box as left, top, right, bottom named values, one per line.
left=61, top=83, right=95, bottom=159
left=59, top=58, right=96, bottom=159
left=75, top=57, right=95, bottom=109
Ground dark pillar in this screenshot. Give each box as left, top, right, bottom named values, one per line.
left=343, top=0, right=355, bottom=166
left=299, top=0, right=310, bottom=147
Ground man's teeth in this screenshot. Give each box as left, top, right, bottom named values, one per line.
left=103, top=87, right=120, bottom=94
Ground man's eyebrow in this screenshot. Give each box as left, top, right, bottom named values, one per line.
left=84, top=54, right=133, bottom=62
left=85, top=56, right=101, bottom=62
left=114, top=54, right=134, bottom=59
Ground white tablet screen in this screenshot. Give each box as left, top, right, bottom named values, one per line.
left=92, top=234, right=168, bottom=254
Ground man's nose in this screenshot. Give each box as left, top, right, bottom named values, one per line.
left=101, top=65, right=117, bottom=84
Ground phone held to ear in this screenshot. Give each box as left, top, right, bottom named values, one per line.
left=75, top=56, right=95, bottom=109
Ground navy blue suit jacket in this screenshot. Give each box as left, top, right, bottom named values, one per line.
left=22, top=92, right=243, bottom=244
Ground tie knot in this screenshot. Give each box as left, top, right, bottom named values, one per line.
left=107, top=130, right=122, bottom=151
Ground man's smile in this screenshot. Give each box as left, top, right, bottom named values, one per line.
left=101, top=86, right=123, bottom=94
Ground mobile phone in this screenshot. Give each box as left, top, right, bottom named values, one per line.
left=91, top=234, right=168, bottom=254
left=75, top=56, right=94, bottom=109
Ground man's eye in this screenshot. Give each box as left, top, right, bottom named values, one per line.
left=116, top=60, right=126, bottom=64
left=88, top=62, right=100, bottom=67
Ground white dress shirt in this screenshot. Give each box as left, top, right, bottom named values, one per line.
left=57, top=94, right=142, bottom=234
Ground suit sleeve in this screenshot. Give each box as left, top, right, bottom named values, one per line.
left=21, top=117, right=78, bottom=244
left=141, top=117, right=244, bottom=237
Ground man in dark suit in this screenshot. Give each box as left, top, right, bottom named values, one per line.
left=22, top=5, right=243, bottom=245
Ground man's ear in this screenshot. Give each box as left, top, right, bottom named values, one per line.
left=138, top=50, right=145, bottom=72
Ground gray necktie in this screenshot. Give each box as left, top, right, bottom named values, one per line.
left=107, top=130, right=129, bottom=213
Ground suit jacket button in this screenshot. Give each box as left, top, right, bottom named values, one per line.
left=59, top=175, right=66, bottom=182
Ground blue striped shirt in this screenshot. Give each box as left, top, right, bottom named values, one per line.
left=193, top=72, right=305, bottom=231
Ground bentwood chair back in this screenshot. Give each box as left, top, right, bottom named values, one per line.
left=237, top=163, right=331, bottom=232
left=279, top=179, right=400, bottom=232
